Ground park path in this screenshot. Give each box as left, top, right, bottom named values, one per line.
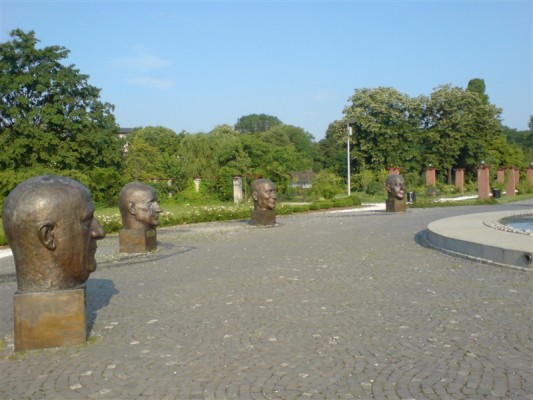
left=0, top=201, right=531, bottom=399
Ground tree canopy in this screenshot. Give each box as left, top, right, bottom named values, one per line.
left=234, top=113, right=282, bottom=134
left=0, top=29, right=122, bottom=172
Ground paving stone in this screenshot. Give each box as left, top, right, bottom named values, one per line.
left=0, top=200, right=531, bottom=399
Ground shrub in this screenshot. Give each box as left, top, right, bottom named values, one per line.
left=311, top=171, right=344, bottom=200
left=366, top=181, right=383, bottom=196
left=349, top=195, right=362, bottom=206
left=333, top=198, right=351, bottom=208
left=517, top=180, right=533, bottom=194
left=317, top=200, right=334, bottom=209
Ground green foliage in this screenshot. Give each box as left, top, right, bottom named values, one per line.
left=315, top=121, right=347, bottom=177
left=333, top=198, right=354, bottom=208
left=234, top=113, right=282, bottom=134
left=517, top=180, right=533, bottom=194
left=410, top=198, right=498, bottom=208
left=352, top=169, right=375, bottom=192
left=343, top=87, right=423, bottom=173
left=172, top=179, right=219, bottom=205
left=310, top=170, right=344, bottom=200
left=0, top=30, right=122, bottom=172
left=466, top=78, right=489, bottom=104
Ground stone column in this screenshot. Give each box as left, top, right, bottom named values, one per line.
left=193, top=177, right=201, bottom=192
left=527, top=165, right=533, bottom=186
left=233, top=175, right=243, bottom=204
left=454, top=169, right=464, bottom=192
left=505, top=168, right=516, bottom=197
left=513, top=167, right=520, bottom=185
left=477, top=165, right=490, bottom=199
left=388, top=167, right=400, bottom=175
left=425, top=167, right=436, bottom=187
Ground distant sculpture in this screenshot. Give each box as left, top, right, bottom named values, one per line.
left=385, top=174, right=407, bottom=213
left=250, top=178, right=277, bottom=226
left=2, top=175, right=106, bottom=293
left=252, top=178, right=277, bottom=211
left=118, top=182, right=162, bottom=252
left=119, top=182, right=162, bottom=230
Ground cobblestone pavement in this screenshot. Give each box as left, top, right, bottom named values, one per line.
left=0, top=201, right=531, bottom=400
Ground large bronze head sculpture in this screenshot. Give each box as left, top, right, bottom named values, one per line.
left=251, top=178, right=277, bottom=211
left=118, top=182, right=162, bottom=230
left=2, top=175, right=106, bottom=293
left=385, top=174, right=406, bottom=200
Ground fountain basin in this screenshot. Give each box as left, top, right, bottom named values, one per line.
left=426, top=210, right=533, bottom=270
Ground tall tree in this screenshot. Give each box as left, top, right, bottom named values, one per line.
left=466, top=78, right=489, bottom=104
left=422, top=84, right=503, bottom=181
left=342, top=87, right=422, bottom=173
left=0, top=29, right=122, bottom=171
left=234, top=113, right=282, bottom=134
left=315, top=121, right=347, bottom=177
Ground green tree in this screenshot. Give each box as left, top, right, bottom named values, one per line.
left=315, top=121, right=348, bottom=177
left=310, top=170, right=343, bottom=200
left=127, top=126, right=185, bottom=188
left=466, top=78, right=489, bottom=104
left=342, top=87, right=422, bottom=173
left=0, top=29, right=122, bottom=172
left=234, top=113, right=282, bottom=134
left=422, top=84, right=504, bottom=181
left=503, top=119, right=533, bottom=163
left=123, top=137, right=165, bottom=181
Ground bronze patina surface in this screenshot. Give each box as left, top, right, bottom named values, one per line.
left=385, top=174, right=407, bottom=213
left=119, top=228, right=157, bottom=253
left=14, top=287, right=87, bottom=351
left=118, top=182, right=162, bottom=231
left=251, top=209, right=277, bottom=226
left=250, top=179, right=277, bottom=226
left=251, top=178, right=277, bottom=211
left=2, top=175, right=106, bottom=293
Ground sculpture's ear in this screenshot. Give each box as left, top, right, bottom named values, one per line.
left=128, top=201, right=136, bottom=215
left=252, top=191, right=258, bottom=201
left=39, top=223, right=56, bottom=250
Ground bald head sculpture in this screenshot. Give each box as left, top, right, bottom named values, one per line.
left=118, top=182, right=162, bottom=230
left=385, top=174, right=406, bottom=200
left=251, top=179, right=277, bottom=211
left=2, top=175, right=106, bottom=293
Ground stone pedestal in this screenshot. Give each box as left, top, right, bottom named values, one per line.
left=233, top=176, right=243, bottom=204
left=454, top=169, right=464, bottom=192
left=193, top=177, right=201, bottom=192
left=119, top=228, right=157, bottom=253
left=14, top=287, right=87, bottom=351
left=425, top=168, right=436, bottom=187
left=386, top=198, right=407, bottom=213
left=477, top=166, right=490, bottom=199
left=505, top=168, right=516, bottom=197
left=251, top=210, right=276, bottom=226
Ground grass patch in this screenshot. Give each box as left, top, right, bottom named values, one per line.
left=86, top=335, right=99, bottom=345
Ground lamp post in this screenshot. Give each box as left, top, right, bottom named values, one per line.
left=346, top=117, right=356, bottom=196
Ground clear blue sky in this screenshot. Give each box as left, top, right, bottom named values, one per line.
left=1, top=0, right=531, bottom=140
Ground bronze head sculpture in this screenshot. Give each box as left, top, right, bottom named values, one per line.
left=251, top=178, right=277, bottom=211
left=118, top=182, right=162, bottom=230
left=385, top=174, right=406, bottom=200
left=2, top=175, right=106, bottom=293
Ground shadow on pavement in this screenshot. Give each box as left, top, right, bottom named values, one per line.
left=86, top=278, right=119, bottom=335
